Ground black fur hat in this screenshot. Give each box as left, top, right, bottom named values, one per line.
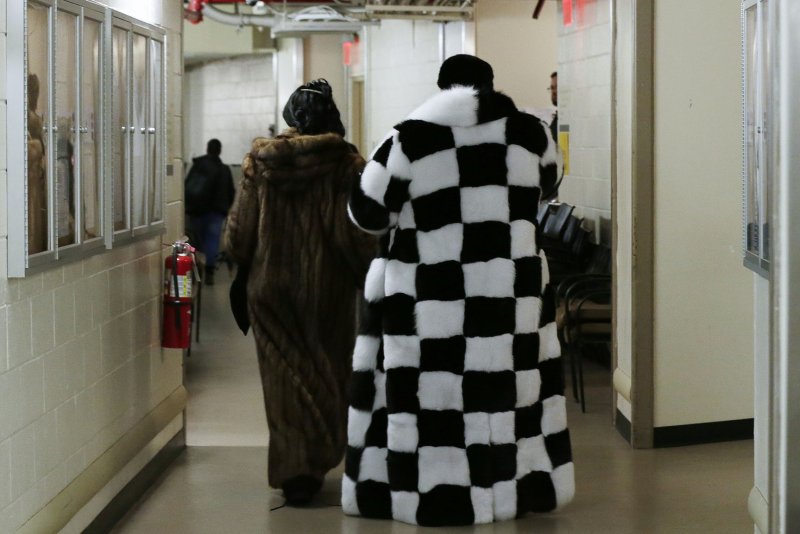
left=437, top=54, right=494, bottom=90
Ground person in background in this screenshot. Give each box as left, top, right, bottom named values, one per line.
left=185, top=138, right=235, bottom=285
left=343, top=54, right=573, bottom=526
left=224, top=79, right=376, bottom=506
left=541, top=71, right=563, bottom=202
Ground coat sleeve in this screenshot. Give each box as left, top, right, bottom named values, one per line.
left=334, top=153, right=378, bottom=287
left=347, top=129, right=411, bottom=235
left=223, top=153, right=259, bottom=266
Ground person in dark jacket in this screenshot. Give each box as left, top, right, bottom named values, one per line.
left=186, top=138, right=235, bottom=284
left=549, top=71, right=558, bottom=142
left=343, top=55, right=573, bottom=526
left=224, top=79, right=376, bottom=506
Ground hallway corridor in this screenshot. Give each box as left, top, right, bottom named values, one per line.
left=112, top=270, right=754, bottom=534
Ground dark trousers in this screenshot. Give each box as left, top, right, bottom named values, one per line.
left=189, top=212, right=225, bottom=271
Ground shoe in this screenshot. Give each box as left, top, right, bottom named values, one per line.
left=282, top=475, right=323, bottom=506
left=205, top=269, right=215, bottom=286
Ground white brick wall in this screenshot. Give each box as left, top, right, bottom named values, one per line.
left=557, top=0, right=613, bottom=243
left=184, top=54, right=276, bottom=166
left=365, top=20, right=453, bottom=153
left=0, top=242, right=183, bottom=530
left=0, top=0, right=185, bottom=530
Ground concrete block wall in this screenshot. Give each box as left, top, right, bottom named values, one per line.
left=184, top=54, right=276, bottom=167
left=557, top=0, right=613, bottom=243
left=365, top=20, right=445, bottom=153
left=0, top=241, right=183, bottom=530
left=0, top=1, right=184, bottom=530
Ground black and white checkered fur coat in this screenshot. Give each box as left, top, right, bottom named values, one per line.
left=343, top=86, right=574, bottom=526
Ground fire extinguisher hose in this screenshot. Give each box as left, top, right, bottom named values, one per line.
left=172, top=246, right=182, bottom=335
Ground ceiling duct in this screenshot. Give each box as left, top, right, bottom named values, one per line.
left=201, top=4, right=277, bottom=27
left=187, top=0, right=477, bottom=30
left=270, top=5, right=376, bottom=36
left=364, top=0, right=475, bottom=22
left=187, top=1, right=375, bottom=35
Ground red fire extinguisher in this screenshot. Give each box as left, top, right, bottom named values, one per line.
left=162, top=241, right=196, bottom=349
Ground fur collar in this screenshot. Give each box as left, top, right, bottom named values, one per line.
left=246, top=129, right=355, bottom=191
left=406, top=86, right=519, bottom=128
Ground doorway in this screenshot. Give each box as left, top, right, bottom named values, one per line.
left=349, top=76, right=365, bottom=156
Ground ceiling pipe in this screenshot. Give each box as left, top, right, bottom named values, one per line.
left=202, top=3, right=278, bottom=26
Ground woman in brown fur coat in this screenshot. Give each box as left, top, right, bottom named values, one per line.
left=224, top=79, right=375, bottom=505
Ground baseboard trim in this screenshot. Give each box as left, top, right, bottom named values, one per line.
left=612, top=368, right=632, bottom=403
left=653, top=418, right=754, bottom=448
left=17, top=386, right=187, bottom=534
left=615, top=408, right=632, bottom=443
left=83, top=428, right=186, bottom=533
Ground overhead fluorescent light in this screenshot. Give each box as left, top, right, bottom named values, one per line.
left=289, top=6, right=359, bottom=23
left=270, top=20, right=375, bottom=37
left=364, top=4, right=473, bottom=21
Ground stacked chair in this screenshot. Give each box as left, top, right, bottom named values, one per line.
left=538, top=203, right=612, bottom=412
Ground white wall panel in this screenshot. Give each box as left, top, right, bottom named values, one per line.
left=652, top=0, right=753, bottom=426
left=614, top=0, right=634, bottom=418
left=475, top=0, right=558, bottom=112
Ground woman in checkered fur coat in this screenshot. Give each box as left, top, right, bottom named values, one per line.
left=224, top=80, right=376, bottom=506
left=342, top=55, right=574, bottom=526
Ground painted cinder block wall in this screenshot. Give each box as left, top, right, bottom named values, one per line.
left=364, top=19, right=446, bottom=152
left=184, top=55, right=277, bottom=166
left=0, top=1, right=185, bottom=530
left=557, top=0, right=613, bottom=243
left=364, top=6, right=558, bottom=156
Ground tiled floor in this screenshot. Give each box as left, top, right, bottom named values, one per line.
left=113, top=269, right=754, bottom=533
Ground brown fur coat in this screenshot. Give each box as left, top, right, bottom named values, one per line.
left=224, top=130, right=375, bottom=488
